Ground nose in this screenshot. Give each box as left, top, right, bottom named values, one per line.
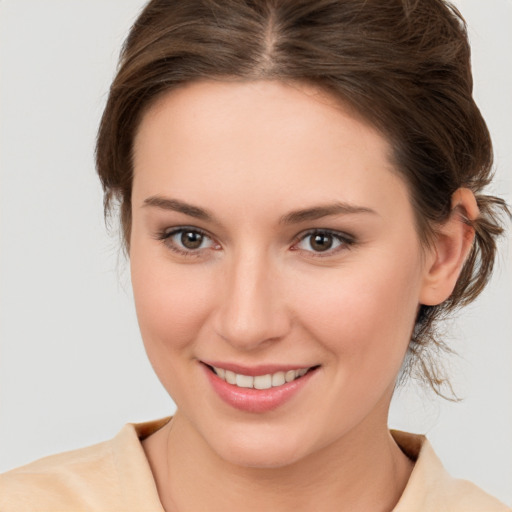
left=213, top=248, right=291, bottom=351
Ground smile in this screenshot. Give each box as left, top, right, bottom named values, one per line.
left=211, top=365, right=310, bottom=389
left=201, top=361, right=320, bottom=413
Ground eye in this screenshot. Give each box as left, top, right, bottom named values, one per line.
left=177, top=230, right=207, bottom=250
left=158, top=227, right=219, bottom=256
left=293, top=230, right=353, bottom=255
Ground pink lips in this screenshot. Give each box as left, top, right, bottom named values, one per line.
left=201, top=362, right=318, bottom=413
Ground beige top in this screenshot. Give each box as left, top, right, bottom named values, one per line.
left=0, top=417, right=509, bottom=511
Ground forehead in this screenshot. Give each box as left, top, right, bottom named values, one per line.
left=134, top=79, right=385, bottom=158
left=132, top=79, right=410, bottom=220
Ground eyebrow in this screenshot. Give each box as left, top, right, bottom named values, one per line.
left=143, top=196, right=377, bottom=224
left=143, top=196, right=216, bottom=222
left=279, top=203, right=378, bottom=225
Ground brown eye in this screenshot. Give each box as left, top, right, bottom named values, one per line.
left=161, top=227, right=217, bottom=255
left=294, top=230, right=352, bottom=256
left=309, top=233, right=333, bottom=252
left=181, top=230, right=204, bottom=249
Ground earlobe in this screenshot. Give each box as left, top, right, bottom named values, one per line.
left=419, top=188, right=479, bottom=306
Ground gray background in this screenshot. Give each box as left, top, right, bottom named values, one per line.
left=1, top=0, right=511, bottom=505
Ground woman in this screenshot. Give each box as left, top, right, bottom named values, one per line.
left=1, top=0, right=510, bottom=510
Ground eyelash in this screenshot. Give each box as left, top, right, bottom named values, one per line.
left=155, top=227, right=355, bottom=258
left=292, top=229, right=355, bottom=257
left=155, top=226, right=218, bottom=258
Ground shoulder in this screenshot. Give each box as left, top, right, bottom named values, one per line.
left=392, top=430, right=511, bottom=512
left=0, top=418, right=170, bottom=512
left=0, top=440, right=114, bottom=510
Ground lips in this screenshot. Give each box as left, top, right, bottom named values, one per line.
left=201, top=361, right=320, bottom=413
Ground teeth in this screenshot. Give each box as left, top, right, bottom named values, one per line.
left=271, top=371, right=285, bottom=387
left=285, top=370, right=296, bottom=383
left=236, top=374, right=254, bottom=388
left=225, top=370, right=236, bottom=385
left=212, top=366, right=312, bottom=389
left=254, top=374, right=272, bottom=390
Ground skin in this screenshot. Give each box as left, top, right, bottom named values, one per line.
left=130, top=80, right=476, bottom=511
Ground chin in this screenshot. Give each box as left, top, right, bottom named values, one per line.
left=206, top=425, right=312, bottom=469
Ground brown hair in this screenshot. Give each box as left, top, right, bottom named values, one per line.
left=96, top=0, right=509, bottom=398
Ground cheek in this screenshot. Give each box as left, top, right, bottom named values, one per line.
left=130, top=249, right=215, bottom=359
left=290, top=249, right=422, bottom=375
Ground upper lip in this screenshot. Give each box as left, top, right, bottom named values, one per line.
left=201, top=360, right=317, bottom=376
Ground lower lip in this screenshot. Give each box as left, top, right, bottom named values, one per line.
left=202, top=364, right=318, bottom=413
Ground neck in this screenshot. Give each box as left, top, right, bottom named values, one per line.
left=143, top=409, right=414, bottom=512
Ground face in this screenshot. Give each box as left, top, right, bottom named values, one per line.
left=130, top=80, right=430, bottom=468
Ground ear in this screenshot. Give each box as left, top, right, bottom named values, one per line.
left=420, top=188, right=479, bottom=306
